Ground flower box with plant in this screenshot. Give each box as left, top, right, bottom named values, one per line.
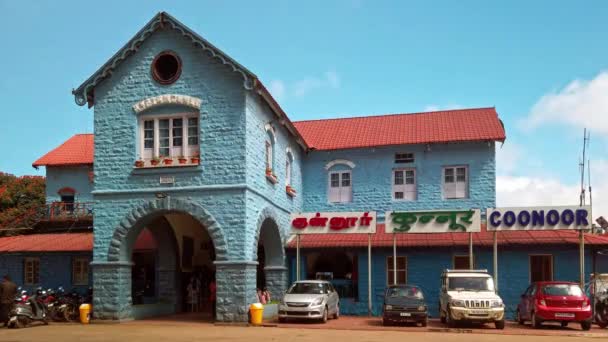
left=286, top=185, right=296, bottom=196
left=266, top=169, right=278, bottom=184
left=191, top=153, right=200, bottom=164
left=134, top=159, right=145, bottom=168
left=150, top=157, right=161, bottom=166
left=163, top=157, right=173, bottom=165
left=178, top=155, right=188, bottom=165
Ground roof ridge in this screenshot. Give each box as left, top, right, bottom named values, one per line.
left=293, top=107, right=497, bottom=124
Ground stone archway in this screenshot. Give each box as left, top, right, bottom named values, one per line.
left=107, top=197, right=228, bottom=262
left=252, top=206, right=288, bottom=299
left=92, top=197, right=229, bottom=321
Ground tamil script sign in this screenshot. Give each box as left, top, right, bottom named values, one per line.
left=486, top=206, right=591, bottom=231
left=385, top=209, right=481, bottom=233
left=290, top=212, right=376, bottom=234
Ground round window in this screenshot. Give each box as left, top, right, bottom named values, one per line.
left=151, top=51, right=182, bottom=85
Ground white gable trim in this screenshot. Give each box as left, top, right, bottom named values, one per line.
left=133, top=94, right=202, bottom=113
left=324, top=159, right=356, bottom=170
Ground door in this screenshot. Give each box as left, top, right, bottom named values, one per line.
left=328, top=284, right=339, bottom=314
left=523, top=285, right=536, bottom=319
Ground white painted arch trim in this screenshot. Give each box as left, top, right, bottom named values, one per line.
left=324, top=159, right=356, bottom=170
left=133, top=94, right=202, bottom=113
left=265, top=123, right=277, bottom=143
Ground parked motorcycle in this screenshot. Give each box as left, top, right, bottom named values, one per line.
left=7, top=289, right=49, bottom=329
left=595, top=288, right=608, bottom=328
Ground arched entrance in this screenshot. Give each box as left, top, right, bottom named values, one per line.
left=93, top=197, right=228, bottom=321
left=253, top=207, right=288, bottom=302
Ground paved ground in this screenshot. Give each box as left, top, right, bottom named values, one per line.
left=1, top=316, right=607, bottom=342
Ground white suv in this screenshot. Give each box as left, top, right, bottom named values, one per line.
left=439, top=269, right=505, bottom=329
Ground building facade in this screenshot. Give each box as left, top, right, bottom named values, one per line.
left=17, top=11, right=607, bottom=323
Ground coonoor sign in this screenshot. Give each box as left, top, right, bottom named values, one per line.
left=385, top=209, right=481, bottom=233
left=486, top=206, right=591, bottom=231
left=290, top=212, right=376, bottom=234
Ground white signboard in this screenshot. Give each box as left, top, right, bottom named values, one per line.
left=385, top=209, right=481, bottom=233
left=159, top=176, right=175, bottom=185
left=290, top=212, right=376, bottom=234
left=486, top=206, right=591, bottom=231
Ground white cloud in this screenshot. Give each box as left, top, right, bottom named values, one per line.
left=423, top=104, right=463, bottom=112
left=495, top=143, right=522, bottom=175
left=268, top=80, right=286, bottom=102
left=269, top=70, right=341, bottom=102
left=523, top=71, right=608, bottom=134
left=496, top=159, right=608, bottom=222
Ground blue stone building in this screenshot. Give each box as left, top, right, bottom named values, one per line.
left=7, top=11, right=607, bottom=323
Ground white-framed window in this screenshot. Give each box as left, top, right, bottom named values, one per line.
left=395, top=153, right=414, bottom=164
left=328, top=170, right=352, bottom=203
left=266, top=141, right=273, bottom=171
left=530, top=254, right=553, bottom=282
left=387, top=256, right=407, bottom=285
left=138, top=113, right=199, bottom=159
left=453, top=255, right=473, bottom=270
left=72, top=257, right=89, bottom=285
left=286, top=152, right=293, bottom=186
left=443, top=166, right=468, bottom=199
left=393, top=168, right=416, bottom=201
left=24, top=257, right=40, bottom=285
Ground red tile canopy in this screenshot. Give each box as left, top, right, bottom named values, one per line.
left=286, top=224, right=608, bottom=249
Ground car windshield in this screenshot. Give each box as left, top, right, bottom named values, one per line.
left=542, top=284, right=583, bottom=296
left=288, top=283, right=326, bottom=294
left=448, top=277, right=494, bottom=291
left=386, top=287, right=424, bottom=299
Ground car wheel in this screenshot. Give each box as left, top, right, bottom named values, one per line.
left=495, top=319, right=505, bottom=330
left=421, top=318, right=428, bottom=327
left=532, top=312, right=541, bottom=329
left=561, top=322, right=568, bottom=328
left=321, top=306, right=328, bottom=323
left=446, top=306, right=456, bottom=328
left=516, top=309, right=524, bottom=325
left=382, top=318, right=389, bottom=326
left=278, top=317, right=286, bottom=323
left=333, top=305, right=339, bottom=319
left=581, top=321, right=592, bottom=331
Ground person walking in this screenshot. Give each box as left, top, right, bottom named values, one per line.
left=0, top=275, right=17, bottom=327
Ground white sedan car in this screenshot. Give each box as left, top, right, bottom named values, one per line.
left=279, top=280, right=340, bottom=323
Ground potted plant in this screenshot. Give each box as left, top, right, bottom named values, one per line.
left=150, top=156, right=161, bottom=166
left=178, top=155, right=188, bottom=165
left=134, top=159, right=145, bottom=168
left=163, top=157, right=173, bottom=165
left=286, top=185, right=296, bottom=196
left=191, top=153, right=200, bottom=164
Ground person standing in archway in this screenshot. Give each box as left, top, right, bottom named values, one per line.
left=0, top=275, right=17, bottom=327
left=209, top=275, right=216, bottom=321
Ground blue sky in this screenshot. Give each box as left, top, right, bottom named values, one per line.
left=0, top=1, right=606, bottom=216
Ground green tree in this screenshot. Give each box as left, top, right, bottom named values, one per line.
left=0, top=172, right=45, bottom=234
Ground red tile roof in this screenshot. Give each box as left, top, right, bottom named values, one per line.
left=286, top=224, right=608, bottom=249
left=32, top=134, right=94, bottom=167
left=0, top=233, right=93, bottom=252
left=293, top=107, right=506, bottom=150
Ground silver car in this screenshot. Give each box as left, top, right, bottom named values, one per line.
left=278, top=280, right=340, bottom=323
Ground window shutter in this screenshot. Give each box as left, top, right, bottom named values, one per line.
left=328, top=173, right=340, bottom=202
left=340, top=172, right=352, bottom=202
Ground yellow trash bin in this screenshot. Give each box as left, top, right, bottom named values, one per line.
left=79, top=304, right=91, bottom=324
left=249, top=303, right=264, bottom=325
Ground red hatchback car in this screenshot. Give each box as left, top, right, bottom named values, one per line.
left=516, top=281, right=592, bottom=330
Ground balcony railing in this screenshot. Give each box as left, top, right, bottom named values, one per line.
left=45, top=202, right=94, bottom=221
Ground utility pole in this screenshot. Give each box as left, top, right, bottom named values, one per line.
left=578, top=129, right=590, bottom=289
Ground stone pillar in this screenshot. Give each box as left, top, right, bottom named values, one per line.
left=264, top=266, right=288, bottom=299
left=214, top=261, right=258, bottom=322
left=157, top=268, right=178, bottom=310
left=91, top=261, right=133, bottom=321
